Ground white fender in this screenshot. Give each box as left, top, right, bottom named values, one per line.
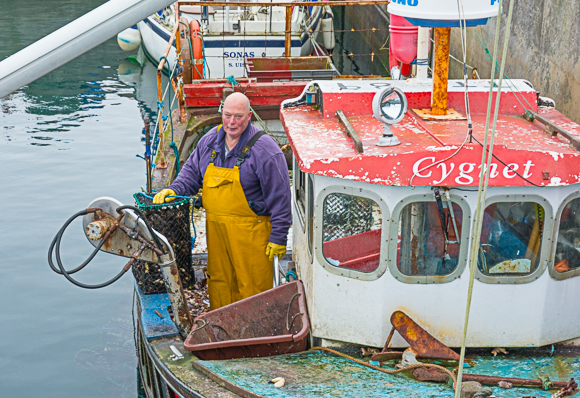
left=117, top=27, right=142, bottom=52
left=321, top=6, right=335, bottom=51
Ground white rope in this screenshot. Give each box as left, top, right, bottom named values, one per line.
left=453, top=1, right=515, bottom=397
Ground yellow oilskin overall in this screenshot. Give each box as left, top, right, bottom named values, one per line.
left=202, top=131, right=273, bottom=310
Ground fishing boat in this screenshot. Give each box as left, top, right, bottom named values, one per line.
left=118, top=0, right=335, bottom=79
left=3, top=0, right=579, bottom=396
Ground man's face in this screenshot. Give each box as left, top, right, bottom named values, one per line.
left=222, top=99, right=252, bottom=141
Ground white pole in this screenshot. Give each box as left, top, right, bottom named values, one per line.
left=226, top=6, right=231, bottom=31
left=0, top=0, right=176, bottom=99
left=416, top=27, right=430, bottom=79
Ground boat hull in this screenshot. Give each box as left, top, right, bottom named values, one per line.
left=137, top=16, right=304, bottom=78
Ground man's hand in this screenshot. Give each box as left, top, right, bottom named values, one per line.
left=153, top=189, right=176, bottom=204
left=266, top=242, right=286, bottom=262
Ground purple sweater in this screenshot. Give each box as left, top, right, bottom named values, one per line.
left=168, top=123, right=291, bottom=246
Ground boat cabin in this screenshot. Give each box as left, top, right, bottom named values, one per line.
left=281, top=78, right=580, bottom=349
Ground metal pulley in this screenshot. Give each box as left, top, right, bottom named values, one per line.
left=50, top=197, right=193, bottom=337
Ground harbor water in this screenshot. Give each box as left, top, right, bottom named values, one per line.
left=0, top=0, right=160, bottom=395
left=0, top=2, right=384, bottom=396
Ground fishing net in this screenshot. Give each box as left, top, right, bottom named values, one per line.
left=322, top=193, right=376, bottom=242
left=132, top=193, right=196, bottom=294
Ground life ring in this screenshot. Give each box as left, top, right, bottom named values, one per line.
left=179, top=17, right=192, bottom=84
left=189, top=20, right=204, bottom=80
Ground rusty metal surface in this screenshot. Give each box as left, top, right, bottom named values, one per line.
left=431, top=28, right=451, bottom=115
left=390, top=311, right=460, bottom=361
left=370, top=351, right=403, bottom=362
left=412, top=366, right=571, bottom=389
left=285, top=6, right=292, bottom=57
left=159, top=254, right=193, bottom=338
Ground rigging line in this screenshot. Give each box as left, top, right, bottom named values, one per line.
left=469, top=28, right=534, bottom=111
left=456, top=0, right=473, bottom=143
left=453, top=1, right=515, bottom=397
left=469, top=135, right=540, bottom=187
left=409, top=133, right=471, bottom=187
left=150, top=49, right=185, bottom=167
left=409, top=6, right=473, bottom=190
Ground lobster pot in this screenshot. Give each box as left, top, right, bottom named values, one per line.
left=322, top=193, right=375, bottom=242
left=132, top=193, right=195, bottom=294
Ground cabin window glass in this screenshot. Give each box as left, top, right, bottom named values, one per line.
left=307, top=175, right=314, bottom=255
left=397, top=201, right=463, bottom=276
left=555, top=198, right=580, bottom=273
left=294, top=158, right=306, bottom=222
left=478, top=202, right=544, bottom=276
left=322, top=193, right=382, bottom=272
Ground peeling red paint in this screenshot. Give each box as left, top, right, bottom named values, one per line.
left=281, top=80, right=580, bottom=187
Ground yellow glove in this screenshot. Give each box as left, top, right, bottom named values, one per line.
left=152, top=189, right=176, bottom=204
left=266, top=242, right=286, bottom=262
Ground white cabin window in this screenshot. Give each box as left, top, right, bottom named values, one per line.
left=554, top=198, right=580, bottom=273
left=397, top=202, right=463, bottom=276
left=322, top=193, right=382, bottom=272
left=478, top=202, right=544, bottom=276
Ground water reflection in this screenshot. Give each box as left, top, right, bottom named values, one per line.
left=0, top=2, right=156, bottom=395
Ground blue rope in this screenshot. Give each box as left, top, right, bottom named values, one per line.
left=226, top=75, right=241, bottom=90
left=170, top=141, right=180, bottom=177
left=134, top=192, right=198, bottom=253
left=411, top=58, right=430, bottom=65
left=159, top=56, right=171, bottom=68
left=285, top=270, right=297, bottom=282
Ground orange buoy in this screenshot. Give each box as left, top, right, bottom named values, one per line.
left=189, top=20, right=204, bottom=80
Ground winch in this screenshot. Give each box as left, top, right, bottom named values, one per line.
left=48, top=196, right=193, bottom=337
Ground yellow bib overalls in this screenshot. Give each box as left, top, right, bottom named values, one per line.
left=202, top=131, right=273, bottom=310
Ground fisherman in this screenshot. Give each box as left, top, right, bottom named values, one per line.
left=153, top=92, right=291, bottom=310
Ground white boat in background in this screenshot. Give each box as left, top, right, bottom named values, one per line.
left=124, top=1, right=334, bottom=78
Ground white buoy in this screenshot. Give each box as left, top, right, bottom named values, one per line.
left=117, top=27, right=142, bottom=51
left=321, top=6, right=335, bottom=51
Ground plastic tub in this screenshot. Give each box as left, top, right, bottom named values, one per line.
left=183, top=280, right=310, bottom=360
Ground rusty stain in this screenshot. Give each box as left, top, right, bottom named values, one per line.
left=390, top=311, right=460, bottom=361
left=431, top=28, right=451, bottom=115
left=543, top=171, right=550, bottom=180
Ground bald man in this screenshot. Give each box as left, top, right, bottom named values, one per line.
left=153, top=93, right=291, bottom=310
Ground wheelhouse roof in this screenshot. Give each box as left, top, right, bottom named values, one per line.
left=281, top=79, right=580, bottom=188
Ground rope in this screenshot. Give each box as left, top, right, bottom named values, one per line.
left=309, top=347, right=457, bottom=388
left=226, top=75, right=241, bottom=90
left=453, top=1, right=515, bottom=397
left=469, top=23, right=535, bottom=112
left=250, top=105, right=273, bottom=137
left=170, top=141, right=180, bottom=177
left=410, top=58, right=429, bottom=65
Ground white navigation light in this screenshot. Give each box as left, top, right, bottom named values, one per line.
left=388, top=0, right=499, bottom=27
left=373, top=87, right=407, bottom=147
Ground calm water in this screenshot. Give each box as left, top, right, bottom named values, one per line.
left=0, top=1, right=160, bottom=396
